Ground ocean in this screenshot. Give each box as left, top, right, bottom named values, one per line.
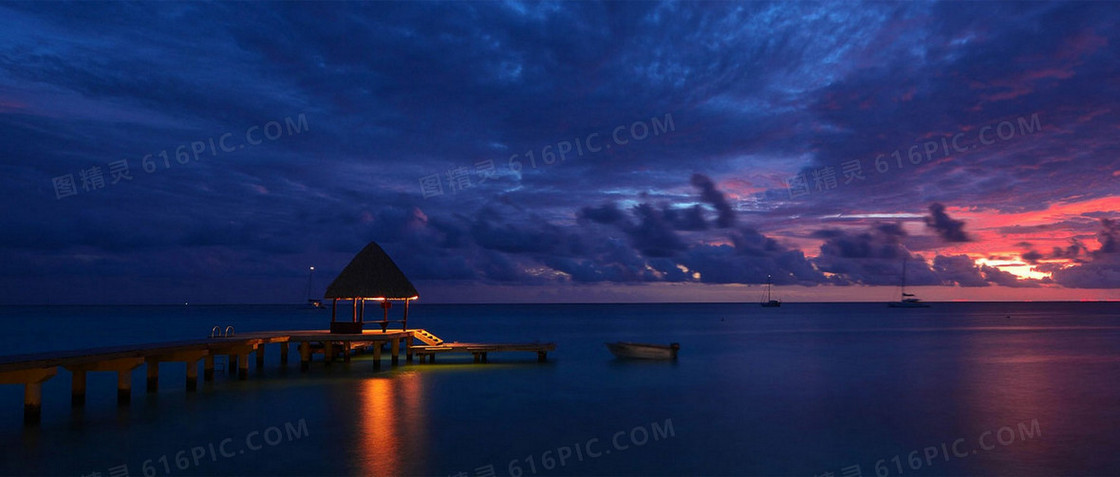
left=1, top=302, right=1118, bottom=476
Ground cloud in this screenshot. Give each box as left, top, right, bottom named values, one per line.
left=689, top=173, right=735, bottom=228
left=1051, top=218, right=1120, bottom=288
left=469, top=207, right=564, bottom=254
left=1094, top=218, right=1119, bottom=255
left=2, top=2, right=1120, bottom=303
left=923, top=203, right=971, bottom=242
left=543, top=237, right=655, bottom=283
left=981, top=265, right=1041, bottom=288
left=578, top=203, right=626, bottom=225
left=932, top=254, right=989, bottom=287
left=662, top=204, right=708, bottom=231
left=1021, top=250, right=1044, bottom=264
left=1050, top=256, right=1120, bottom=288
left=680, top=231, right=825, bottom=286
left=811, top=223, right=939, bottom=286
left=625, top=204, right=688, bottom=258
left=1051, top=240, right=1085, bottom=261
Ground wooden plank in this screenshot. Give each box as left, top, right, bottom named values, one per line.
left=0, top=330, right=406, bottom=374
left=2, top=341, right=220, bottom=372
left=149, top=350, right=209, bottom=363
left=0, top=367, right=58, bottom=385
left=0, top=332, right=555, bottom=379
left=66, top=357, right=144, bottom=373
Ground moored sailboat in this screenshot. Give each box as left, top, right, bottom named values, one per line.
left=760, top=274, right=781, bottom=307
left=888, top=258, right=930, bottom=308
left=306, top=266, right=326, bottom=309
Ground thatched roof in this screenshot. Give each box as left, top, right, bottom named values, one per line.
left=324, top=241, right=419, bottom=299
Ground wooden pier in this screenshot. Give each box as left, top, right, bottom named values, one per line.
left=0, top=329, right=555, bottom=425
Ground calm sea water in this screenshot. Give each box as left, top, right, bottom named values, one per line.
left=1, top=303, right=1118, bottom=476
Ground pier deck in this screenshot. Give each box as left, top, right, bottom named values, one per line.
left=0, top=329, right=554, bottom=425
left=412, top=343, right=557, bottom=363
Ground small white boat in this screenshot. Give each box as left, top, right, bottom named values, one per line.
left=606, top=342, right=680, bottom=360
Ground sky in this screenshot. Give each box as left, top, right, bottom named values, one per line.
left=1, top=1, right=1118, bottom=305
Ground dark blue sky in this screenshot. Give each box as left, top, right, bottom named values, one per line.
left=2, top=1, right=1118, bottom=304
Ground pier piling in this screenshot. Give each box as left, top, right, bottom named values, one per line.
left=256, top=344, right=266, bottom=369
left=117, top=370, right=132, bottom=405
left=390, top=339, right=400, bottom=366
left=71, top=370, right=86, bottom=407
left=237, top=354, right=248, bottom=380
left=24, top=382, right=42, bottom=425
left=186, top=359, right=198, bottom=391
left=146, top=359, right=159, bottom=393
left=299, top=342, right=310, bottom=371
left=204, top=355, right=215, bottom=381
left=280, top=343, right=289, bottom=365
left=0, top=368, right=57, bottom=425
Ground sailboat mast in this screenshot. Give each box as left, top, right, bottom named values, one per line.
left=900, top=258, right=906, bottom=296
left=306, top=266, right=315, bottom=301
left=766, top=275, right=772, bottom=301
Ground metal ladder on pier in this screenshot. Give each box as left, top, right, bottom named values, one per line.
left=208, top=326, right=236, bottom=371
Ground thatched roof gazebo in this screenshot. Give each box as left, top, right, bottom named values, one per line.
left=324, top=241, right=419, bottom=334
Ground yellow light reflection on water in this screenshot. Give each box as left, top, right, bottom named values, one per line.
left=354, top=372, right=426, bottom=476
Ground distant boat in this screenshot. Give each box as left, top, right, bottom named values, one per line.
left=888, top=257, right=930, bottom=308
left=606, top=342, right=680, bottom=360
left=760, top=275, right=781, bottom=307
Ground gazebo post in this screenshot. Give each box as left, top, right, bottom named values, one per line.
left=359, top=298, right=365, bottom=325
left=352, top=298, right=358, bottom=323
left=403, top=298, right=410, bottom=331
left=331, top=298, right=337, bottom=322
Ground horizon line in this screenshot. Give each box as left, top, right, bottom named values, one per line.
left=2, top=300, right=1117, bottom=307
